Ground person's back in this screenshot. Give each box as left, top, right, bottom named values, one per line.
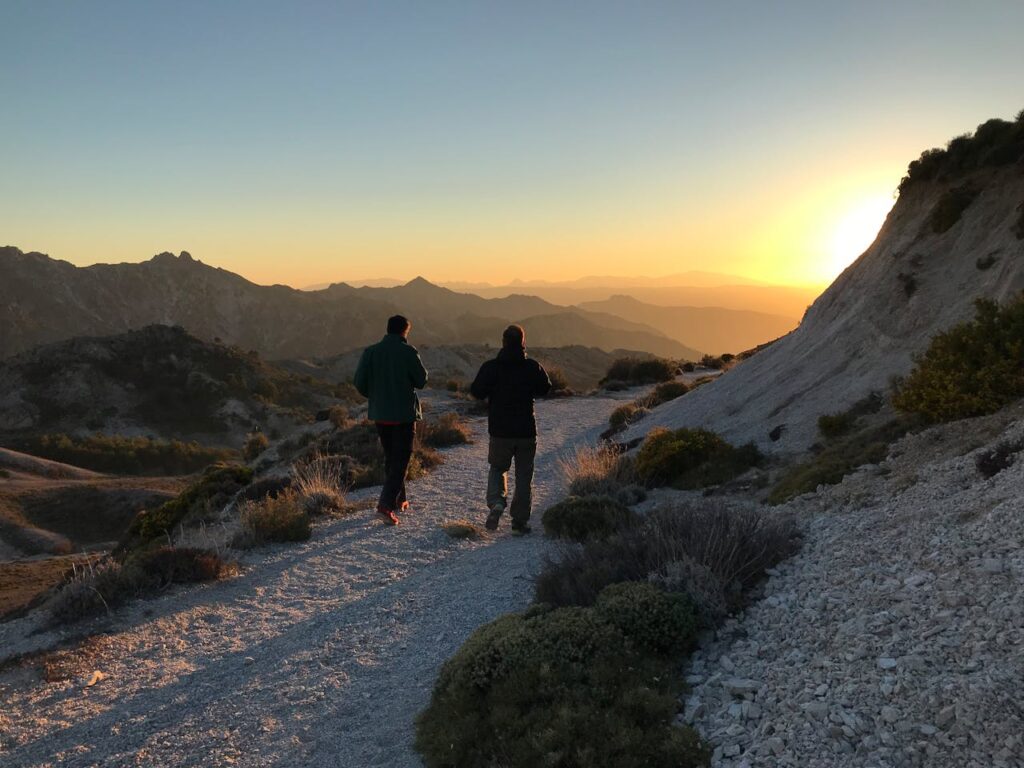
left=471, top=325, right=551, bottom=533
left=354, top=315, right=428, bottom=525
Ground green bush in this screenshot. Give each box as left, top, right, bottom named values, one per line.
left=120, top=463, right=252, bottom=551
left=542, top=495, right=636, bottom=542
left=893, top=296, right=1024, bottom=423
left=237, top=492, right=312, bottom=546
left=645, top=380, right=690, bottom=408
left=21, top=434, right=235, bottom=476
left=635, top=428, right=760, bottom=489
left=415, top=589, right=708, bottom=768
left=595, top=582, right=697, bottom=656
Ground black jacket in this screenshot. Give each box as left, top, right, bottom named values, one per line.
left=470, top=347, right=552, bottom=438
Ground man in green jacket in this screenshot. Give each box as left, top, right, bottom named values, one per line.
left=354, top=315, right=428, bottom=525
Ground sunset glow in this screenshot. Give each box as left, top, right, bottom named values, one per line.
left=827, top=195, right=896, bottom=278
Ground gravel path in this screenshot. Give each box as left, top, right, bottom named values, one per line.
left=683, top=409, right=1024, bottom=768
left=0, top=393, right=628, bottom=767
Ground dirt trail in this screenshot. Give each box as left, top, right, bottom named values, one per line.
left=0, top=393, right=629, bottom=768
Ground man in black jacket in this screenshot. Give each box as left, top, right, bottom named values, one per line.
left=470, top=325, right=552, bottom=534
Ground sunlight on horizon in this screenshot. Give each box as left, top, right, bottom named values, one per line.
left=826, top=194, right=895, bottom=279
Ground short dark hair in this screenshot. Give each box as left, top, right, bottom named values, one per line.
left=387, top=315, right=410, bottom=334
left=502, top=324, right=525, bottom=349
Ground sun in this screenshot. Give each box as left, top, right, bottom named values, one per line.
left=827, top=194, right=895, bottom=277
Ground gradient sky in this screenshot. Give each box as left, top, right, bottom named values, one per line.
left=2, top=1, right=1022, bottom=288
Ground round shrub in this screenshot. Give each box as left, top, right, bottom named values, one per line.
left=647, top=380, right=690, bottom=408
left=596, top=582, right=698, bottom=656
left=632, top=358, right=676, bottom=383
left=542, top=495, right=636, bottom=541
left=635, top=427, right=756, bottom=489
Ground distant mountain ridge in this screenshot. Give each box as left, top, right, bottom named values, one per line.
left=0, top=248, right=698, bottom=360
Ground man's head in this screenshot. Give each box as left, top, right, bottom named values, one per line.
left=387, top=315, right=411, bottom=337
left=502, top=324, right=525, bottom=350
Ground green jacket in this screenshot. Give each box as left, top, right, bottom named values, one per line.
left=353, top=333, right=428, bottom=422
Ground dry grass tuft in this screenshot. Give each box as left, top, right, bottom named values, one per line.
left=560, top=444, right=646, bottom=505
left=441, top=520, right=485, bottom=540
left=235, top=492, right=312, bottom=547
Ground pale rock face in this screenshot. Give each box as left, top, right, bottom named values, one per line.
left=627, top=166, right=1024, bottom=455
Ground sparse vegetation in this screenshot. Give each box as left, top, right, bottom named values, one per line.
left=601, top=357, right=675, bottom=386
left=635, top=427, right=761, bottom=489
left=542, top=495, right=636, bottom=542
left=415, top=582, right=708, bottom=768
left=236, top=492, right=312, bottom=546
left=894, top=296, right=1024, bottom=423
left=768, top=415, right=921, bottom=504
left=47, top=547, right=231, bottom=624
left=18, top=434, right=235, bottom=476
left=291, top=453, right=351, bottom=516
left=818, top=411, right=856, bottom=439
left=418, top=413, right=472, bottom=448
left=119, top=463, right=253, bottom=551
left=327, top=405, right=351, bottom=429
left=643, top=380, right=690, bottom=408
left=545, top=365, right=571, bottom=395
left=242, top=432, right=270, bottom=461
left=607, top=402, right=648, bottom=433
left=441, top=520, right=484, bottom=540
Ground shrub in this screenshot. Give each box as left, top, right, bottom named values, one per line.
left=445, top=379, right=461, bottom=393
left=635, top=428, right=761, bottom=489
left=976, top=253, right=999, bottom=270
left=242, top=432, right=270, bottom=461
left=894, top=296, right=1024, bottom=423
left=441, top=520, right=483, bottom=540
left=818, top=411, right=856, bottom=439
left=542, top=495, right=637, bottom=542
left=292, top=453, right=349, bottom=516
left=608, top=403, right=644, bottom=432
left=236, top=492, right=311, bottom=546
left=680, top=361, right=696, bottom=373
left=47, top=548, right=229, bottom=624
left=120, top=463, right=253, bottom=551
left=415, top=594, right=708, bottom=768
left=595, top=582, right=697, bottom=656
left=975, top=439, right=1024, bottom=479
left=601, top=357, right=675, bottom=386
left=535, top=502, right=799, bottom=619
left=700, top=354, right=724, bottom=370
left=419, top=413, right=472, bottom=448
left=645, top=380, right=690, bottom=408
left=927, top=184, right=977, bottom=234
left=327, top=405, right=351, bottom=429
left=561, top=444, right=646, bottom=505
left=20, top=434, right=235, bottom=476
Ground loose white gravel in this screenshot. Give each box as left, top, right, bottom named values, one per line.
left=682, top=407, right=1024, bottom=768
left=0, top=392, right=632, bottom=767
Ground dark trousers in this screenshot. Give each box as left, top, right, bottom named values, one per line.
left=486, top=436, right=537, bottom=525
left=376, top=422, right=415, bottom=512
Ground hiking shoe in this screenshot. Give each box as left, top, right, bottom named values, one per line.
left=399, top=501, right=410, bottom=513
left=485, top=506, right=502, bottom=531
left=377, top=507, right=399, bottom=526
left=510, top=522, right=532, bottom=536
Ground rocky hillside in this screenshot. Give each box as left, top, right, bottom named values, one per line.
left=0, top=325, right=353, bottom=445
left=628, top=112, right=1024, bottom=454
left=0, top=250, right=695, bottom=359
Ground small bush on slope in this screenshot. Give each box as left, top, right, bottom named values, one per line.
left=635, top=427, right=761, bottom=489
left=542, top=495, right=637, bottom=542
left=894, top=296, right=1024, bottom=423
left=242, top=432, right=269, bottom=461
left=415, top=583, right=707, bottom=768
left=561, top=444, right=647, bottom=505
left=644, top=380, right=690, bottom=408
left=48, top=547, right=230, bottom=624
left=236, top=492, right=312, bottom=547
left=601, top=357, right=676, bottom=386
left=535, top=502, right=798, bottom=621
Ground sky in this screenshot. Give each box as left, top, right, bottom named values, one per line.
left=2, top=1, right=1023, bottom=289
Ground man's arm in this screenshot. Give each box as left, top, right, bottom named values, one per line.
left=470, top=361, right=495, bottom=400
left=353, top=348, right=371, bottom=398
left=409, top=347, right=428, bottom=390
left=533, top=362, right=552, bottom=397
